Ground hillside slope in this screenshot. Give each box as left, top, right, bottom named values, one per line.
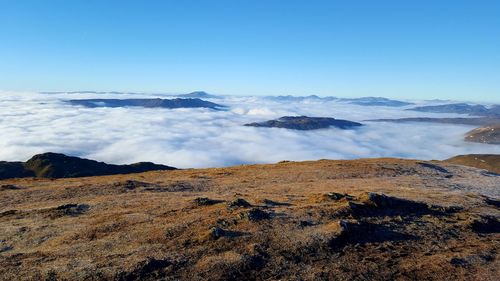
left=446, top=154, right=500, bottom=174
left=0, top=158, right=499, bottom=280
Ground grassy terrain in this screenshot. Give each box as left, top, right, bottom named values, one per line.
left=446, top=154, right=500, bottom=174
left=0, top=158, right=499, bottom=280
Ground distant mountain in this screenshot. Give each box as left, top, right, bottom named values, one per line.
left=0, top=152, right=176, bottom=180
left=407, top=103, right=500, bottom=116
left=44, top=90, right=222, bottom=99
left=176, top=91, right=220, bottom=99
left=338, top=97, right=413, bottom=107
left=486, top=105, right=500, bottom=116
left=263, top=96, right=411, bottom=106
left=465, top=125, right=500, bottom=144
left=424, top=99, right=453, bottom=103
left=264, top=95, right=336, bottom=102
left=68, top=98, right=225, bottom=110
left=42, top=91, right=135, bottom=95
left=244, top=116, right=363, bottom=130
left=367, top=117, right=500, bottom=126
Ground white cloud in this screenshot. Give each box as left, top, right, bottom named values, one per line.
left=0, top=91, right=498, bottom=168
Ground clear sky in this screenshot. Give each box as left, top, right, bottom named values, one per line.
left=0, top=0, right=499, bottom=101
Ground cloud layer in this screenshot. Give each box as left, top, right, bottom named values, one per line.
left=1, top=91, right=499, bottom=168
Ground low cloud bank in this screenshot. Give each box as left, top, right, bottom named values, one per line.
left=0, top=91, right=498, bottom=168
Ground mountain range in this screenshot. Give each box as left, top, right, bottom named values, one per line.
left=265, top=95, right=413, bottom=106
left=338, top=97, right=413, bottom=107
left=407, top=103, right=500, bottom=117
left=367, top=117, right=500, bottom=126
left=68, top=98, right=224, bottom=109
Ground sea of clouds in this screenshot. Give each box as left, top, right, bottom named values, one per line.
left=0, top=91, right=499, bottom=168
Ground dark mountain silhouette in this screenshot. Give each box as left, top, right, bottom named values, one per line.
left=0, top=161, right=35, bottom=179
left=244, top=116, right=363, bottom=130
left=0, top=153, right=176, bottom=179
left=68, top=98, right=224, bottom=109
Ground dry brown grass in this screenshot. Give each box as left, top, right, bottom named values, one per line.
left=446, top=154, right=500, bottom=173
left=0, top=158, right=499, bottom=280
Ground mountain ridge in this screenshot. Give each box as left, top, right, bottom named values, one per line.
left=407, top=103, right=500, bottom=117
left=68, top=98, right=225, bottom=109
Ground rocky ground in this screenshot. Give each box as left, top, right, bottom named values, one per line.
left=0, top=158, right=499, bottom=280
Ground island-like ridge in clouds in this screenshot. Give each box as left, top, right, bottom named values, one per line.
left=244, top=116, right=363, bottom=130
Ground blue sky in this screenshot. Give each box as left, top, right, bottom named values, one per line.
left=0, top=0, right=499, bottom=101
